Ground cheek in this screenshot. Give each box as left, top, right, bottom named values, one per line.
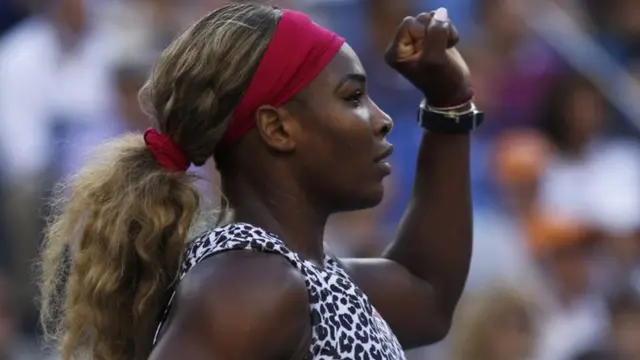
left=319, top=111, right=373, bottom=159
left=297, top=101, right=378, bottom=191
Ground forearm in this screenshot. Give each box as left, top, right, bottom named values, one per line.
left=384, top=132, right=472, bottom=317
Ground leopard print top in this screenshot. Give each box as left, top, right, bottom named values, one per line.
left=154, top=222, right=406, bottom=359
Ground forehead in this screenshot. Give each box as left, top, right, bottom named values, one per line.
left=310, top=43, right=365, bottom=89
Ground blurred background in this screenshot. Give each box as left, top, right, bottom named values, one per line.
left=0, top=0, right=639, bottom=359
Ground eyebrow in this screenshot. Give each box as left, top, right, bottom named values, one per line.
left=335, top=73, right=367, bottom=91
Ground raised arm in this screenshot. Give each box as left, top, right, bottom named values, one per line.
left=342, top=9, right=474, bottom=349
left=149, top=251, right=311, bottom=360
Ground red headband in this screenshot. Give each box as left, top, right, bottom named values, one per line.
left=144, top=9, right=344, bottom=171
left=217, top=9, right=345, bottom=150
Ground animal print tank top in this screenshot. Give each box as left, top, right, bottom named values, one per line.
left=154, top=222, right=406, bottom=359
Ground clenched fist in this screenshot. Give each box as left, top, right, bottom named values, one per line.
left=384, top=8, right=472, bottom=107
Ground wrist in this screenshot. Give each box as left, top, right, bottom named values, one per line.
left=425, top=88, right=474, bottom=108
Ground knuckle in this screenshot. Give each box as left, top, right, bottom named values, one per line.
left=430, top=23, right=449, bottom=33
left=415, top=12, right=431, bottom=23
left=400, top=16, right=415, bottom=27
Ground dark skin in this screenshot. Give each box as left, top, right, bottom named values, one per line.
left=150, top=9, right=472, bottom=360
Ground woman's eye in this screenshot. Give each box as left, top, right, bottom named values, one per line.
left=345, top=90, right=363, bottom=106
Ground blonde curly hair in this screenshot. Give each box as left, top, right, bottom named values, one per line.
left=37, top=4, right=282, bottom=360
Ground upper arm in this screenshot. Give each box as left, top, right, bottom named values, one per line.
left=149, top=251, right=311, bottom=360
left=340, top=258, right=449, bottom=348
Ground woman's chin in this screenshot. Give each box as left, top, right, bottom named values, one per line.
left=353, top=185, right=385, bottom=210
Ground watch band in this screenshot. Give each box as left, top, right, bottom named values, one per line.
left=418, top=99, right=484, bottom=133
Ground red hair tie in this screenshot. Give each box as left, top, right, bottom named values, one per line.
left=217, top=10, right=345, bottom=150
left=144, top=128, right=191, bottom=172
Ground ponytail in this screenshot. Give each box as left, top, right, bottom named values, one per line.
left=38, top=133, right=200, bottom=360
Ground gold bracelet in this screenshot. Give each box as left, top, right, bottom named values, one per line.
left=420, top=99, right=477, bottom=122
left=424, top=97, right=475, bottom=112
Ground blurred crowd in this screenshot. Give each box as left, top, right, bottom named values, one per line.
left=0, top=0, right=639, bottom=359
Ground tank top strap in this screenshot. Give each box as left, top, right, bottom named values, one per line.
left=179, top=222, right=313, bottom=276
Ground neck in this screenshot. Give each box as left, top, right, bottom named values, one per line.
left=221, top=175, right=328, bottom=264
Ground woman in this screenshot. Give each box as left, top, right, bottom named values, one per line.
left=38, top=3, right=482, bottom=360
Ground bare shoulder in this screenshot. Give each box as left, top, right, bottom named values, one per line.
left=150, top=251, right=310, bottom=360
